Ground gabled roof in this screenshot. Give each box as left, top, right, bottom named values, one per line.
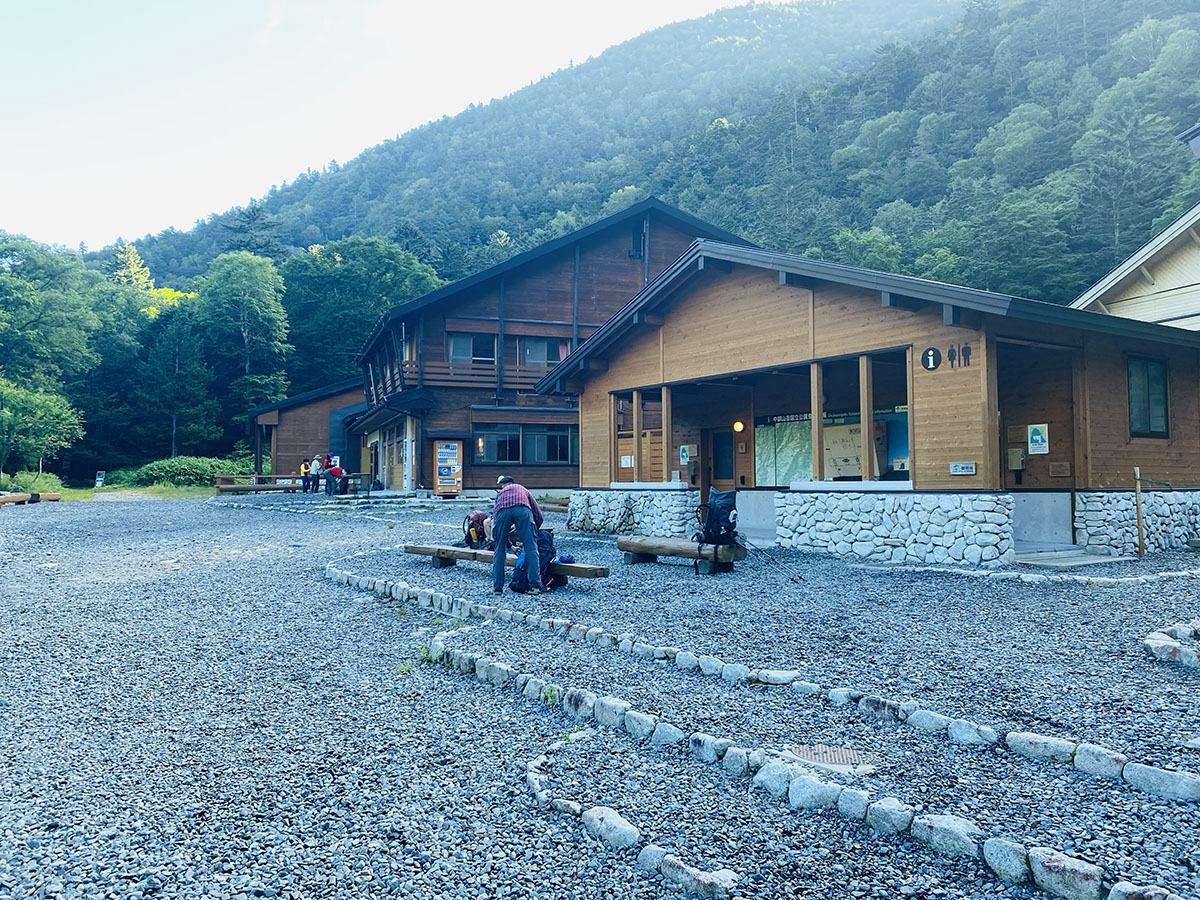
left=248, top=377, right=363, bottom=419
left=355, top=197, right=749, bottom=364
left=538, top=239, right=1200, bottom=393
left=1070, top=199, right=1200, bottom=312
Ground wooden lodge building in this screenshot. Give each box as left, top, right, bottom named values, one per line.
left=538, top=240, right=1200, bottom=562
left=352, top=199, right=747, bottom=495
left=248, top=378, right=367, bottom=478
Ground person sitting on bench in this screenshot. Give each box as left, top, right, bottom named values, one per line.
left=491, top=475, right=545, bottom=596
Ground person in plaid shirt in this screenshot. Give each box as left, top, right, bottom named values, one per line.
left=492, top=475, right=544, bottom=594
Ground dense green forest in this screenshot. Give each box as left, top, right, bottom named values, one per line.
left=4, top=0, right=1200, bottom=483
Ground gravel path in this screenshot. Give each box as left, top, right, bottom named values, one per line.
left=4, top=495, right=1196, bottom=899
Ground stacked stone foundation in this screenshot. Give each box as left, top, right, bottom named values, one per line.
left=1075, top=490, right=1200, bottom=556
left=568, top=489, right=701, bottom=537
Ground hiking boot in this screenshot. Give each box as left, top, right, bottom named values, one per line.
left=493, top=589, right=504, bottom=595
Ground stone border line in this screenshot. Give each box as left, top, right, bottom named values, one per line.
left=418, top=600, right=1181, bottom=900
left=323, top=558, right=1200, bottom=805
left=1141, top=620, right=1200, bottom=668
left=853, top=562, right=1200, bottom=588
left=328, top=561, right=1185, bottom=900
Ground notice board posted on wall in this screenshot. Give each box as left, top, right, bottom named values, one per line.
left=822, top=421, right=887, bottom=479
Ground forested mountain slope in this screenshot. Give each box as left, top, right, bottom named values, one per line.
left=128, top=0, right=964, bottom=285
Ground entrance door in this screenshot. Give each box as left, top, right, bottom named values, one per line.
left=708, top=429, right=736, bottom=493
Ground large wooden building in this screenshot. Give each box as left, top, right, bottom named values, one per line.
left=354, top=199, right=746, bottom=494
left=248, top=378, right=367, bottom=477
left=539, top=240, right=1200, bottom=556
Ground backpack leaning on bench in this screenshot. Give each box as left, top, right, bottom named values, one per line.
left=692, top=488, right=738, bottom=575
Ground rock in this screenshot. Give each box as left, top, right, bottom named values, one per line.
left=907, top=709, right=953, bottom=732
left=584, top=626, right=604, bottom=643
left=624, top=710, right=658, bottom=739
left=1073, top=742, right=1128, bottom=780
left=865, top=797, right=914, bottom=834
left=563, top=688, right=597, bottom=721
left=722, top=747, right=750, bottom=777
left=1122, top=762, right=1200, bottom=800
left=660, top=856, right=738, bottom=900
left=689, top=732, right=735, bottom=763
left=522, top=676, right=546, bottom=701
left=698, top=654, right=725, bottom=676
left=898, top=699, right=920, bottom=720
left=1006, top=731, right=1078, bottom=763
left=787, top=774, right=843, bottom=810
left=549, top=798, right=582, bottom=817
left=1028, top=847, right=1103, bottom=900
left=675, top=650, right=700, bottom=671
left=595, top=633, right=618, bottom=649
left=827, top=687, right=862, bottom=706
left=948, top=719, right=998, bottom=745
left=567, top=623, right=587, bottom=641
left=751, top=761, right=796, bottom=799
left=632, top=641, right=656, bottom=659
left=837, top=788, right=870, bottom=821
left=539, top=683, right=562, bottom=706
left=911, top=814, right=983, bottom=859
left=636, top=844, right=668, bottom=873
left=581, top=806, right=640, bottom=849
left=618, top=638, right=633, bottom=653
left=594, top=696, right=632, bottom=729
left=793, top=680, right=821, bottom=695
left=488, top=663, right=514, bottom=687
left=721, top=663, right=753, bottom=683
left=984, top=838, right=1031, bottom=884
left=651, top=721, right=687, bottom=746
left=1106, top=882, right=1172, bottom=900
left=858, top=695, right=901, bottom=721
left=756, top=669, right=799, bottom=685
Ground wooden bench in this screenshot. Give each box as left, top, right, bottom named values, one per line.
left=0, top=493, right=33, bottom=507
left=617, top=534, right=747, bottom=575
left=215, top=473, right=302, bottom=494
left=403, top=543, right=609, bottom=584
left=29, top=493, right=61, bottom=502
left=215, top=483, right=302, bottom=494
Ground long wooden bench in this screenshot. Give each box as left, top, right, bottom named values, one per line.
left=616, top=534, right=747, bottom=574
left=0, top=493, right=33, bottom=506
left=403, top=543, right=609, bottom=584
left=29, top=493, right=61, bottom=502
left=215, top=483, right=302, bottom=494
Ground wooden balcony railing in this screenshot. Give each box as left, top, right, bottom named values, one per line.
left=398, top=360, right=555, bottom=389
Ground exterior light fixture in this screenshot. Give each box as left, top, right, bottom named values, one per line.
left=733, top=420, right=745, bottom=433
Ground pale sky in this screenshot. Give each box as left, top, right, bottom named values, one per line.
left=1, top=0, right=738, bottom=250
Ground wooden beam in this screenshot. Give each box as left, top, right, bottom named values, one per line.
left=586, top=358, right=609, bottom=372
left=632, top=389, right=644, bottom=482
left=779, top=271, right=817, bottom=288
left=811, top=362, right=825, bottom=481
left=572, top=245, right=580, bottom=346
left=882, top=291, right=921, bottom=311
left=698, top=256, right=733, bottom=273
left=1139, top=264, right=1156, bottom=285
left=1189, top=226, right=1200, bottom=248
left=906, top=346, right=916, bottom=485
left=496, top=278, right=505, bottom=393
left=633, top=311, right=663, bottom=327
left=609, top=393, right=619, bottom=484
left=859, top=355, right=874, bottom=481
left=661, top=384, right=673, bottom=481
left=943, top=303, right=981, bottom=329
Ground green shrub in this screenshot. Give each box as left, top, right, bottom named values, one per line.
left=0, top=471, right=65, bottom=493
left=133, top=455, right=256, bottom=487
left=100, top=467, right=139, bottom=487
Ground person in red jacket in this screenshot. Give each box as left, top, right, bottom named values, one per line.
left=324, top=462, right=344, bottom=496
left=492, top=475, right=544, bottom=595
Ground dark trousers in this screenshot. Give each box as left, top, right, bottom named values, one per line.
left=492, top=505, right=541, bottom=592
left=324, top=472, right=336, bottom=495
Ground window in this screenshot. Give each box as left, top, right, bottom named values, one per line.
left=473, top=424, right=579, bottom=465
left=448, top=333, right=496, bottom=365
left=1128, top=357, right=1168, bottom=438
left=524, top=425, right=576, bottom=464
left=522, top=337, right=569, bottom=368
left=474, top=424, right=521, bottom=464
left=630, top=223, right=644, bottom=259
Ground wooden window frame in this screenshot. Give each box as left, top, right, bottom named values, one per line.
left=448, top=332, right=496, bottom=365
left=1127, top=355, right=1169, bottom=440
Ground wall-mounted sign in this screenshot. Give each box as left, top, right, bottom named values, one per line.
left=620, top=454, right=634, bottom=468
left=920, top=347, right=941, bottom=371
left=1006, top=425, right=1026, bottom=443
left=946, top=342, right=972, bottom=368
left=679, top=445, right=690, bottom=466
left=1027, top=424, right=1049, bottom=455
left=949, top=461, right=976, bottom=476
left=1049, top=461, right=1072, bottom=477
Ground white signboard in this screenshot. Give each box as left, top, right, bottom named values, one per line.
left=679, top=445, right=690, bottom=466
left=949, top=461, right=976, bottom=476
left=1027, top=424, right=1049, bottom=455
left=620, top=454, right=634, bottom=469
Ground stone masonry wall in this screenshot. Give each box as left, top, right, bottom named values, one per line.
left=1075, top=490, right=1200, bottom=556
left=568, top=490, right=701, bottom=538
left=775, top=492, right=1016, bottom=567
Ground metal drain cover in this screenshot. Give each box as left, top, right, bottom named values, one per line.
left=785, top=743, right=879, bottom=776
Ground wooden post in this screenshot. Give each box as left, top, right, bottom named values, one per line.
left=906, top=346, right=916, bottom=484
left=859, top=354, right=874, bottom=481
left=609, top=393, right=619, bottom=484
left=632, top=389, right=644, bottom=482
left=1134, top=466, right=1145, bottom=558
left=661, top=385, right=673, bottom=482
left=811, top=362, right=825, bottom=481
left=496, top=277, right=505, bottom=394
left=253, top=422, right=263, bottom=476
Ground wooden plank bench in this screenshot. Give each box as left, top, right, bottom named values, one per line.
left=216, top=483, right=302, bottom=494
left=616, top=534, right=747, bottom=574
left=403, top=543, right=609, bottom=584
left=0, top=493, right=33, bottom=507
left=28, top=493, right=61, bottom=502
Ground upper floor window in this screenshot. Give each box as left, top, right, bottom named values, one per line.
left=1128, top=357, right=1168, bottom=438
left=522, top=337, right=569, bottom=368
left=448, top=332, right=496, bottom=365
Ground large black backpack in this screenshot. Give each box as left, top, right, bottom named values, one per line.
left=510, top=529, right=557, bottom=593
left=698, top=488, right=738, bottom=545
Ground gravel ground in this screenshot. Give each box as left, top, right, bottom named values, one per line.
left=7, top=495, right=1193, bottom=899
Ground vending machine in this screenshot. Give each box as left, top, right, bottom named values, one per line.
left=433, top=440, right=463, bottom=497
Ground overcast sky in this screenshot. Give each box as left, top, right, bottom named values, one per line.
left=2, top=0, right=737, bottom=250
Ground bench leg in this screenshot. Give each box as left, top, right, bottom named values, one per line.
left=623, top=551, right=657, bottom=565
left=697, top=559, right=733, bottom=575
left=556, top=574, right=569, bottom=587
left=431, top=556, right=458, bottom=568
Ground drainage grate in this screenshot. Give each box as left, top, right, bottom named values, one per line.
left=790, top=743, right=878, bottom=767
